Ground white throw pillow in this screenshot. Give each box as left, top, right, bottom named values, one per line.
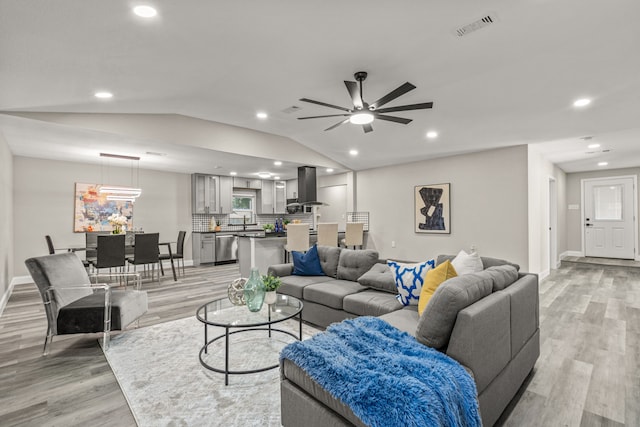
left=451, top=250, right=483, bottom=275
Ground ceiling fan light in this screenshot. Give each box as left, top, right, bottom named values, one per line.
left=349, top=112, right=374, bottom=125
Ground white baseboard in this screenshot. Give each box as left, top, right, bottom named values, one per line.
left=563, top=251, right=584, bottom=258
left=0, top=275, right=32, bottom=318
left=539, top=269, right=550, bottom=281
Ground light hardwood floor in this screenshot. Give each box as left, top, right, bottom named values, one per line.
left=1, top=261, right=638, bottom=426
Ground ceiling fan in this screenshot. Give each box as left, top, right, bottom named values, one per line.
left=298, top=71, right=433, bottom=133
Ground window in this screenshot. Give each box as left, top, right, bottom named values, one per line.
left=230, top=192, right=255, bottom=224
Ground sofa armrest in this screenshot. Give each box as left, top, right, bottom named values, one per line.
left=445, top=291, right=511, bottom=394
left=268, top=263, right=294, bottom=277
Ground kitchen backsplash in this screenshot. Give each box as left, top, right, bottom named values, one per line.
left=191, top=213, right=312, bottom=232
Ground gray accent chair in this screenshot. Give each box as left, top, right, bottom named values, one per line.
left=25, top=252, right=148, bottom=355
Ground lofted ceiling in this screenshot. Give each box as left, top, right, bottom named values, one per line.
left=1, top=0, right=639, bottom=175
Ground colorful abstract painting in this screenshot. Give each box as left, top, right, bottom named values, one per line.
left=74, top=183, right=133, bottom=232
left=415, top=183, right=450, bottom=234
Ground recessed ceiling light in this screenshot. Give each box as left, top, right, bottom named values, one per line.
left=133, top=5, right=157, bottom=18
left=598, top=162, right=608, bottom=167
left=426, top=131, right=438, bottom=139
left=587, top=143, right=600, bottom=149
left=274, top=176, right=280, bottom=180
left=573, top=98, right=591, bottom=107
left=349, top=149, right=358, bottom=156
left=326, top=168, right=334, bottom=173
left=273, top=161, right=282, bottom=166
left=94, top=91, right=113, bottom=99
left=256, top=112, right=268, bottom=119
left=257, top=172, right=272, bottom=179
left=230, top=171, right=237, bottom=176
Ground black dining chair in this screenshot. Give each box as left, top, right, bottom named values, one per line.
left=87, top=234, right=127, bottom=276
left=159, top=231, right=186, bottom=277
left=128, top=233, right=160, bottom=282
left=45, top=235, right=56, bottom=255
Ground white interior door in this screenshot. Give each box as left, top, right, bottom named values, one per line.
left=584, top=177, right=635, bottom=259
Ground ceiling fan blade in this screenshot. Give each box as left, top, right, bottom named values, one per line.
left=325, top=118, right=350, bottom=131
left=375, top=114, right=413, bottom=125
left=369, top=82, right=416, bottom=109
left=299, top=98, right=352, bottom=112
left=376, top=102, right=433, bottom=114
left=363, top=123, right=373, bottom=133
left=344, top=81, right=363, bottom=109
left=298, top=114, right=350, bottom=120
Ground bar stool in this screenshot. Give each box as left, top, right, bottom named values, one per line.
left=284, top=223, right=310, bottom=262
left=317, top=223, right=339, bottom=247
left=341, top=222, right=364, bottom=249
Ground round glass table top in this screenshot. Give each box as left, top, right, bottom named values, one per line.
left=196, top=294, right=303, bottom=328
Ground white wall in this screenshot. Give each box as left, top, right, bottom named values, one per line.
left=13, top=157, right=192, bottom=277
left=566, top=167, right=640, bottom=254
left=0, top=131, right=13, bottom=312
left=527, top=146, right=567, bottom=277
left=357, top=145, right=530, bottom=270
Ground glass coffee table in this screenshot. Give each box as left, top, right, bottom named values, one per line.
left=195, top=294, right=303, bottom=385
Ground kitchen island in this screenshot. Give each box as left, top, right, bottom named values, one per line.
left=237, top=230, right=339, bottom=277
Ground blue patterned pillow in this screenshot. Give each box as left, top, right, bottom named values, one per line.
left=387, top=259, right=436, bottom=306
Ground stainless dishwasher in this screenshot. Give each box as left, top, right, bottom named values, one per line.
left=215, top=234, right=238, bottom=263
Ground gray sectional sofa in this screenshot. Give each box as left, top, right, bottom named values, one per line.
left=268, top=246, right=540, bottom=427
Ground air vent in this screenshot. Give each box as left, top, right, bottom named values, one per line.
left=455, top=14, right=497, bottom=37
left=282, top=105, right=302, bottom=114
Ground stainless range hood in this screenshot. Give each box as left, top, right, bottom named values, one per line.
left=287, top=166, right=328, bottom=207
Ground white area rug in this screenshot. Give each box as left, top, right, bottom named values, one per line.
left=104, top=315, right=320, bottom=426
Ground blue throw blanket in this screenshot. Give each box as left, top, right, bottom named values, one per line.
left=280, top=317, right=481, bottom=427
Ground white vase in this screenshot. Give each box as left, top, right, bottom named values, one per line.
left=264, top=291, right=277, bottom=305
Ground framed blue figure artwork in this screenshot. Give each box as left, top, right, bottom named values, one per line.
left=414, top=183, right=450, bottom=234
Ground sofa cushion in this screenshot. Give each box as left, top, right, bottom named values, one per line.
left=387, top=259, right=436, bottom=306
left=418, top=260, right=457, bottom=315
left=303, top=280, right=368, bottom=310
left=357, top=263, right=397, bottom=294
left=451, top=250, right=483, bottom=275
left=279, top=276, right=335, bottom=299
left=416, top=271, right=493, bottom=349
left=343, top=290, right=404, bottom=317
left=336, top=249, right=379, bottom=282
left=484, top=265, right=519, bottom=291
left=378, top=306, right=419, bottom=337
left=292, top=244, right=324, bottom=276
left=316, top=245, right=342, bottom=278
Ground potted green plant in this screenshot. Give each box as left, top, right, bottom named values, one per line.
left=262, top=274, right=282, bottom=305
left=215, top=220, right=221, bottom=232
left=263, top=223, right=275, bottom=233
left=283, top=219, right=290, bottom=230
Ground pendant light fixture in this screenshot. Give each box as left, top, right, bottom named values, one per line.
left=99, top=153, right=142, bottom=202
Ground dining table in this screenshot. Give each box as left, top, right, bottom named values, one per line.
left=62, top=237, right=177, bottom=281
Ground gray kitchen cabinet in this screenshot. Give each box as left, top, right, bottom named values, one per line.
left=219, top=176, right=233, bottom=214
left=233, top=177, right=262, bottom=189
left=192, top=174, right=219, bottom=214
left=258, top=180, right=274, bottom=214
left=274, top=180, right=287, bottom=214
left=192, top=233, right=216, bottom=266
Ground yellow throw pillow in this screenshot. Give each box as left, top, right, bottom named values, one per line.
left=418, top=260, right=458, bottom=315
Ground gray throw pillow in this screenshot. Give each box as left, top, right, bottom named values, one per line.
left=484, top=265, right=519, bottom=291
left=416, top=272, right=493, bottom=350
left=336, top=249, right=379, bottom=282
left=316, top=245, right=342, bottom=278
left=357, top=263, right=397, bottom=293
